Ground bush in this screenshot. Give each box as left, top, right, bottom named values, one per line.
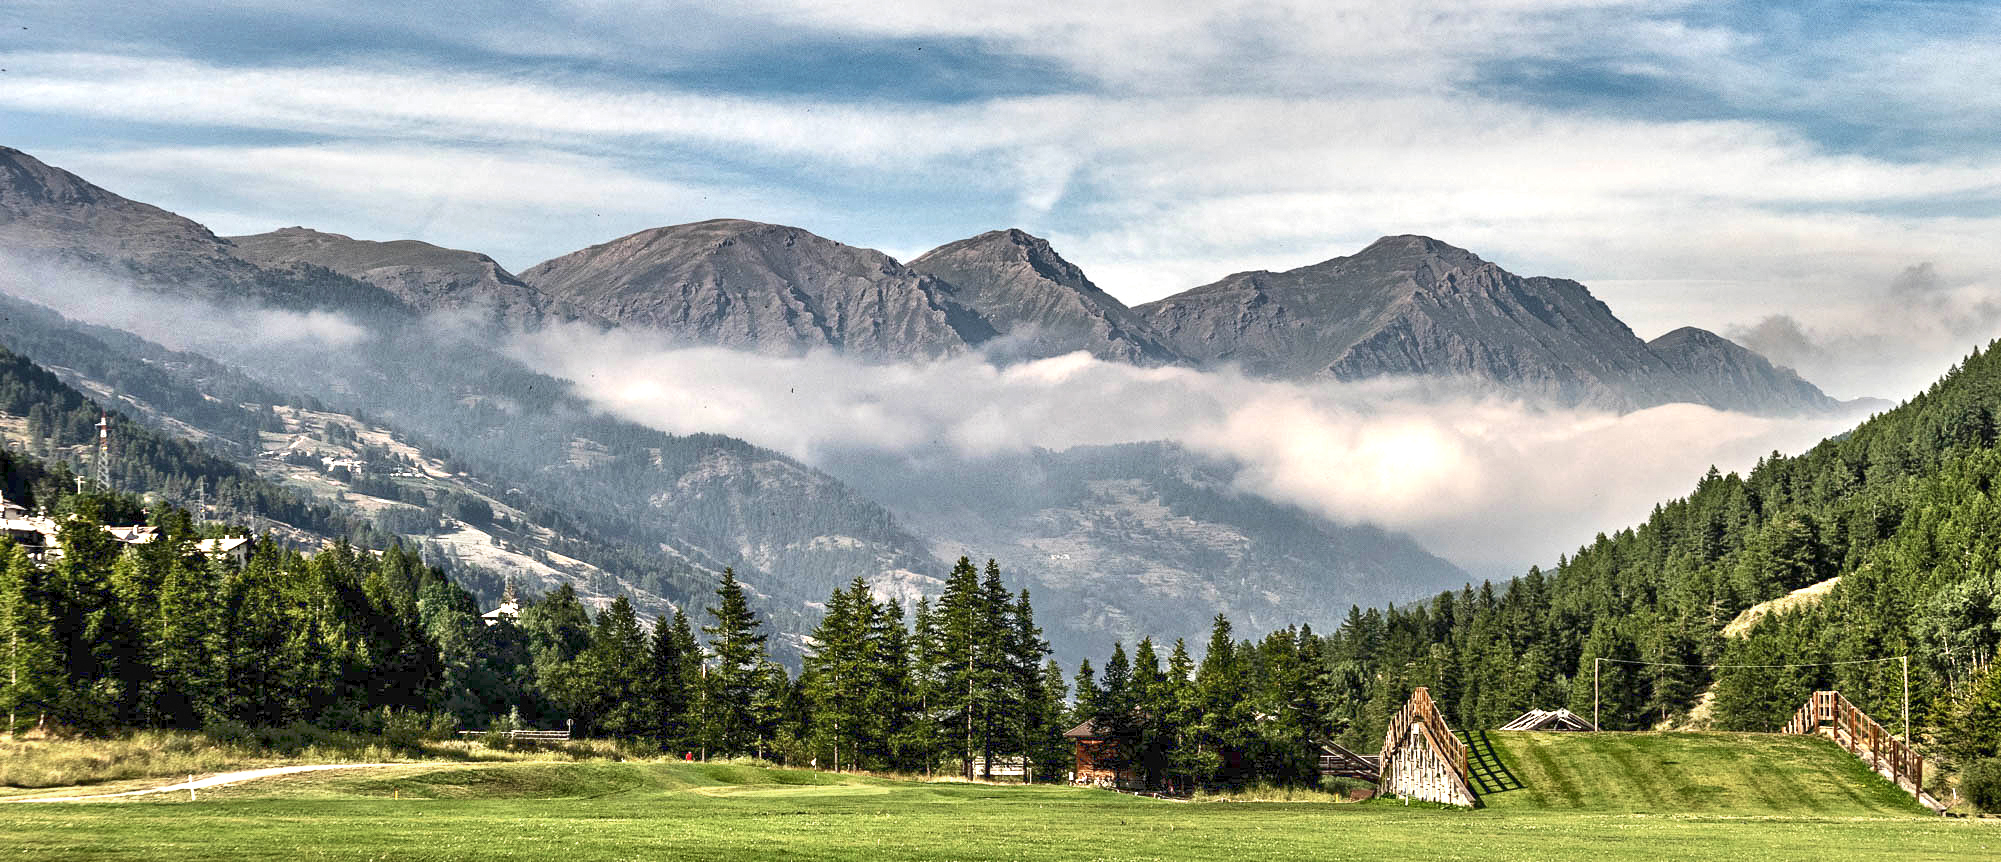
left=1964, top=758, right=2001, bottom=814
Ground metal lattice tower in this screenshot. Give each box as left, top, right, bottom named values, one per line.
left=95, top=413, right=112, bottom=491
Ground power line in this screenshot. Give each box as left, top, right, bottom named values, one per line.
left=1593, top=655, right=1912, bottom=742
left=1595, top=655, right=1907, bottom=670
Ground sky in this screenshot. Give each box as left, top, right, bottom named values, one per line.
left=4, top=1, right=1999, bottom=578
left=5, top=2, right=2001, bottom=398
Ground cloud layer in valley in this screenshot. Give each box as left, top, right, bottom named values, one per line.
left=511, top=325, right=1863, bottom=575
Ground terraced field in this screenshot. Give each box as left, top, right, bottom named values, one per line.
left=1481, top=731, right=1928, bottom=815
left=1, top=751, right=1990, bottom=861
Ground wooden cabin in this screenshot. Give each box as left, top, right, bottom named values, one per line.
left=1062, top=719, right=1139, bottom=788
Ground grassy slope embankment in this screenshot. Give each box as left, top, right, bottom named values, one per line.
left=1, top=757, right=1991, bottom=862
left=1482, top=731, right=1925, bottom=815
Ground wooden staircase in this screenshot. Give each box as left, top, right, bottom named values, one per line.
left=1783, top=691, right=1945, bottom=814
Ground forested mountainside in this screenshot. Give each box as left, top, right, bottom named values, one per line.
left=0, top=343, right=370, bottom=544
left=823, top=442, right=1467, bottom=660
left=0, top=148, right=957, bottom=662
left=0, top=297, right=941, bottom=659
left=1306, top=341, right=2001, bottom=773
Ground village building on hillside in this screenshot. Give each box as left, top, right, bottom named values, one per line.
left=105, top=525, right=161, bottom=545
left=2, top=493, right=257, bottom=565
left=482, top=582, right=521, bottom=626
left=197, top=536, right=255, bottom=567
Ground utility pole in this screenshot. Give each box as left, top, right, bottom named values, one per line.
left=1902, top=655, right=1910, bottom=743
left=1594, top=658, right=1601, bottom=732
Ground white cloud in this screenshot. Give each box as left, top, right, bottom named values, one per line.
left=510, top=325, right=1858, bottom=572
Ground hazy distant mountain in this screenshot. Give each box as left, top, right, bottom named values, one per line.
left=521, top=219, right=993, bottom=359
left=0, top=147, right=407, bottom=315
left=821, top=442, right=1468, bottom=659
left=1646, top=326, right=1843, bottom=415
left=228, top=227, right=594, bottom=329
left=908, top=229, right=1180, bottom=364
left=1134, top=234, right=1840, bottom=413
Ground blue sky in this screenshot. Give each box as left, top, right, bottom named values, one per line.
left=5, top=1, right=2001, bottom=398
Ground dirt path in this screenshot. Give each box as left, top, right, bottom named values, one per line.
left=1, top=763, right=404, bottom=803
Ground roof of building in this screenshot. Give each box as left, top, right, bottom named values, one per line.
left=1499, top=708, right=1598, bottom=732
left=1062, top=719, right=1104, bottom=739
left=105, top=525, right=162, bottom=544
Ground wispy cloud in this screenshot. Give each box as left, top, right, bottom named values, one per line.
left=509, top=324, right=1859, bottom=571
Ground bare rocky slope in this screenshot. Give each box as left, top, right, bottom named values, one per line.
left=906, top=228, right=1180, bottom=364
left=1133, top=235, right=1719, bottom=410
left=520, top=219, right=993, bottom=359
left=0, top=147, right=407, bottom=316
left=226, top=227, right=594, bottom=329
left=1645, top=325, right=1842, bottom=415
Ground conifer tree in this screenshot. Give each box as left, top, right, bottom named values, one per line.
left=0, top=545, right=58, bottom=733
left=576, top=596, right=649, bottom=737
left=1007, top=588, right=1053, bottom=780
left=701, top=568, right=770, bottom=756
left=1194, top=614, right=1252, bottom=783
left=646, top=608, right=695, bottom=749
left=804, top=578, right=871, bottom=769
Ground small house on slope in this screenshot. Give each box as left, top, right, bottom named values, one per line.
left=1499, top=708, right=1597, bottom=732
left=482, top=582, right=522, bottom=626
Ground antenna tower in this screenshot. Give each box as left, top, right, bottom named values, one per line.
left=95, top=413, right=112, bottom=491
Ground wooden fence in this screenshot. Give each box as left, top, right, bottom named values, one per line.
left=1377, top=687, right=1478, bottom=807
left=1782, top=691, right=1942, bottom=812
left=456, top=729, right=573, bottom=743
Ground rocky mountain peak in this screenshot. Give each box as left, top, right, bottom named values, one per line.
left=1353, top=233, right=1481, bottom=261
left=909, top=229, right=1180, bottom=364
left=1645, top=326, right=1840, bottom=415
left=0, top=146, right=115, bottom=210
left=520, top=219, right=986, bottom=359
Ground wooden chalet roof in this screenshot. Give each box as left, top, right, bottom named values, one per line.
left=1499, top=708, right=1598, bottom=732
left=1062, top=719, right=1104, bottom=739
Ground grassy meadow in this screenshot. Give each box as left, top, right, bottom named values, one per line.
left=0, top=732, right=1993, bottom=861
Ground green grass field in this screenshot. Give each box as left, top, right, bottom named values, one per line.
left=0, top=734, right=1992, bottom=861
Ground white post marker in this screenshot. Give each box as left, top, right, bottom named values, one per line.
left=188, top=774, right=195, bottom=802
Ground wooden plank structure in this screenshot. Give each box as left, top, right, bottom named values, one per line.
left=457, top=728, right=572, bottom=743
left=1782, top=691, right=1944, bottom=813
left=1314, top=740, right=1381, bottom=781
left=1377, top=687, right=1479, bottom=807
left=1499, top=708, right=1597, bottom=732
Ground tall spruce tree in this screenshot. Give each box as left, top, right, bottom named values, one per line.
left=701, top=568, right=770, bottom=756
left=646, top=608, right=696, bottom=750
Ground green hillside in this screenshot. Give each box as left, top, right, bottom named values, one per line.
left=1481, top=731, right=1927, bottom=815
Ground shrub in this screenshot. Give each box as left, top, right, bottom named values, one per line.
left=1964, top=758, right=2001, bottom=814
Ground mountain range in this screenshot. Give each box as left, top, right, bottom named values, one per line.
left=0, top=142, right=1866, bottom=661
